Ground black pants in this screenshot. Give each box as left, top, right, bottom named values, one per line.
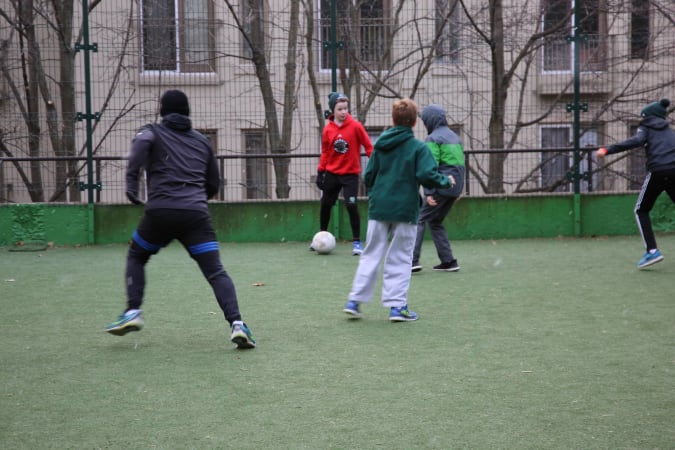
left=634, top=168, right=675, bottom=251
left=126, top=208, right=241, bottom=324
left=319, top=172, right=362, bottom=240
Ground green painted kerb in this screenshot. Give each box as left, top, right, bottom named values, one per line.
left=1, top=195, right=674, bottom=246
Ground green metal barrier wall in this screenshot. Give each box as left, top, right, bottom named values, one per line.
left=2, top=195, right=674, bottom=247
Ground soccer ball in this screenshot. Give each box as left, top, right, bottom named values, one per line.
left=312, top=231, right=336, bottom=254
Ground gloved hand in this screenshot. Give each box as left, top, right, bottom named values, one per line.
left=126, top=191, right=144, bottom=205
left=596, top=147, right=608, bottom=158
left=315, top=171, right=325, bottom=190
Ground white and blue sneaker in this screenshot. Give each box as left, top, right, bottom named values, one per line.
left=105, top=309, right=144, bottom=335
left=352, top=240, right=363, bottom=256
left=389, top=305, right=418, bottom=322
left=230, top=321, right=256, bottom=349
left=637, top=249, right=663, bottom=269
left=343, top=301, right=362, bottom=319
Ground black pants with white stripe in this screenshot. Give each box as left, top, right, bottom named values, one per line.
left=634, top=168, right=675, bottom=251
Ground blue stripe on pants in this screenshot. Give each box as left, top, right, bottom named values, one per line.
left=189, top=241, right=219, bottom=255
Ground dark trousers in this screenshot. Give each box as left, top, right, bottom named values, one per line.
left=126, top=208, right=241, bottom=324
left=319, top=172, right=362, bottom=240
left=634, top=168, right=675, bottom=251
left=413, top=194, right=458, bottom=265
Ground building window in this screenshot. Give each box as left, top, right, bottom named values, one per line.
left=630, top=0, right=649, bottom=60
left=357, top=127, right=384, bottom=196
left=243, top=129, right=270, bottom=200
left=319, top=0, right=391, bottom=71
left=540, top=125, right=598, bottom=192
left=627, top=124, right=647, bottom=190
left=541, top=0, right=606, bottom=73
left=540, top=126, right=571, bottom=192
left=435, top=0, right=461, bottom=64
left=197, top=129, right=222, bottom=200
left=142, top=0, right=216, bottom=73
left=241, top=0, right=265, bottom=59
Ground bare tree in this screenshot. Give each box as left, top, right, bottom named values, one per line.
left=0, top=0, right=133, bottom=203
left=223, top=0, right=301, bottom=199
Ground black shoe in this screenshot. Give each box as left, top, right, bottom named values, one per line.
left=411, top=263, right=423, bottom=273
left=432, top=260, right=460, bottom=272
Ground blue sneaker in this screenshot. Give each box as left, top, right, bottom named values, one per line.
left=352, top=240, right=363, bottom=256
left=389, top=305, right=418, bottom=322
left=105, top=309, right=144, bottom=336
left=230, top=322, right=256, bottom=349
left=637, top=249, right=663, bottom=269
left=343, top=301, right=362, bottom=319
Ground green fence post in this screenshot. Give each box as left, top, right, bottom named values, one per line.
left=75, top=0, right=101, bottom=245
left=566, top=1, right=587, bottom=237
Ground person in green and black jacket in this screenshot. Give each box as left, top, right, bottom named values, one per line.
left=412, top=104, right=465, bottom=273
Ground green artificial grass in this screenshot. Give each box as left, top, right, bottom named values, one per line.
left=1, top=235, right=674, bottom=449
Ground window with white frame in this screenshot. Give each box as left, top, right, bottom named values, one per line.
left=627, top=124, right=647, bottom=190
left=319, top=0, right=391, bottom=71
left=435, top=0, right=462, bottom=64
left=241, top=0, right=266, bottom=59
left=242, top=129, right=270, bottom=200
left=541, top=0, right=606, bottom=73
left=142, top=0, right=216, bottom=73
left=540, top=125, right=598, bottom=192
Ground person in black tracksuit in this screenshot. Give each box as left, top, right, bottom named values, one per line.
left=104, top=90, right=255, bottom=349
left=597, top=98, right=675, bottom=269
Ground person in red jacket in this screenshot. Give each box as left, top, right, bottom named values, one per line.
left=315, top=92, right=373, bottom=255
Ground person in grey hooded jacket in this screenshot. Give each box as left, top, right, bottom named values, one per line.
left=411, top=104, right=465, bottom=273
left=597, top=98, right=675, bottom=269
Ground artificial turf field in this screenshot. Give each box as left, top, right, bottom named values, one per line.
left=1, top=234, right=674, bottom=449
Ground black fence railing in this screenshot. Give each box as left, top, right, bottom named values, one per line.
left=0, top=148, right=645, bottom=204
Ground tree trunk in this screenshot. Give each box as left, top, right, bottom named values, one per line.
left=487, top=0, right=506, bottom=194
left=54, top=0, right=79, bottom=202
left=20, top=0, right=45, bottom=202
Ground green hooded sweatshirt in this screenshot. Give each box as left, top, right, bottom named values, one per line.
left=364, top=125, right=453, bottom=224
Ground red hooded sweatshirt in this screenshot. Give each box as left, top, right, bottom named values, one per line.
left=319, top=114, right=373, bottom=175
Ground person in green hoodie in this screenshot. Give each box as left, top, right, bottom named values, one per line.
left=343, top=98, right=455, bottom=322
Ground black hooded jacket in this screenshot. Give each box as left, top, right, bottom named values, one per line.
left=126, top=113, right=220, bottom=210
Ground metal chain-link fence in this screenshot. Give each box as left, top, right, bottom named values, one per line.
left=1, top=0, right=673, bottom=204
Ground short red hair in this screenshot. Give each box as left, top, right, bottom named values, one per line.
left=392, top=98, right=418, bottom=127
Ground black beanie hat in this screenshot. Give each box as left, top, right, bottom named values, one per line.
left=328, top=92, right=348, bottom=113
left=160, top=90, right=190, bottom=117
left=640, top=98, right=670, bottom=119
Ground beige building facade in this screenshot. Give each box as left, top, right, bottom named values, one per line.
left=1, top=0, right=674, bottom=203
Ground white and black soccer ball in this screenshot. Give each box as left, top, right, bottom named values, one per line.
left=312, top=231, right=336, bottom=254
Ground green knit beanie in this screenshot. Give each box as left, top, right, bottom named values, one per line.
left=640, top=98, right=670, bottom=118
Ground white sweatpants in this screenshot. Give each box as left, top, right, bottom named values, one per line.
left=348, top=220, right=417, bottom=308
